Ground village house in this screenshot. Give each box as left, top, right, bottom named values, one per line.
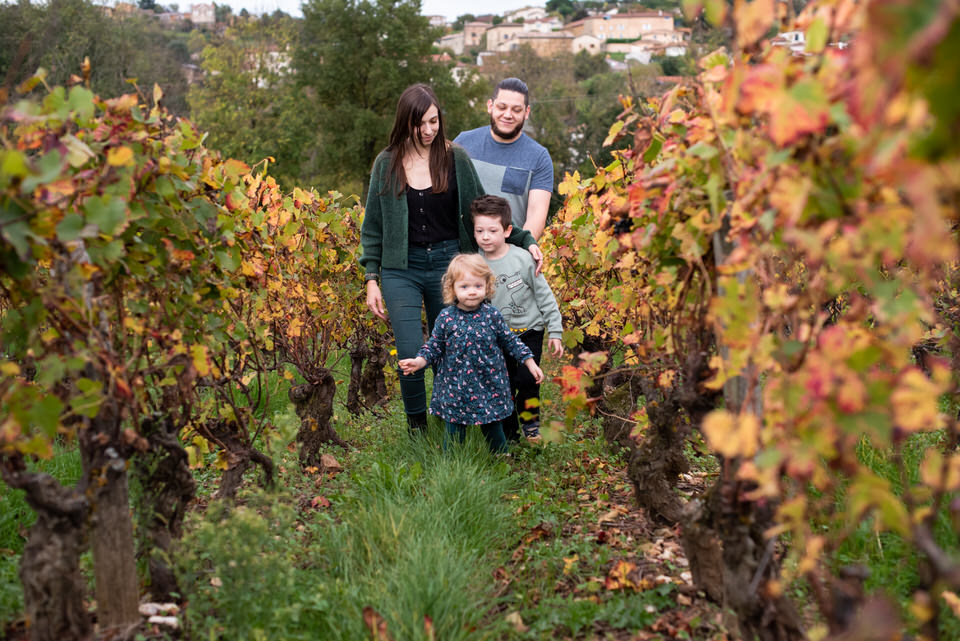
left=565, top=11, right=674, bottom=41
left=190, top=3, right=215, bottom=25
left=521, top=16, right=565, bottom=33
left=572, top=34, right=603, bottom=55
left=426, top=15, right=447, bottom=28
left=464, top=21, right=489, bottom=50
left=435, top=7, right=686, bottom=63
left=510, top=31, right=574, bottom=57
left=439, top=31, right=466, bottom=55
left=505, top=6, right=548, bottom=23
left=485, top=22, right=524, bottom=52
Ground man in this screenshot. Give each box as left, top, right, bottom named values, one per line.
left=454, top=78, right=553, bottom=240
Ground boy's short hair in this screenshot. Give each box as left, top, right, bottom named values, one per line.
left=470, top=195, right=513, bottom=230
left=441, top=254, right=497, bottom=305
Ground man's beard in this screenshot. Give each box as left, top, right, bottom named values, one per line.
left=490, top=114, right=525, bottom=140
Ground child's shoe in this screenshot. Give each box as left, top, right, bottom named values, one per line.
left=521, top=422, right=542, bottom=443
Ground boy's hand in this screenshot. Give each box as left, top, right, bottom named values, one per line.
left=547, top=338, right=563, bottom=358
left=398, top=357, right=427, bottom=375
left=524, top=358, right=544, bottom=384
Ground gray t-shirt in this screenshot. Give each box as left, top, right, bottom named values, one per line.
left=454, top=127, right=553, bottom=229
left=482, top=245, right=562, bottom=339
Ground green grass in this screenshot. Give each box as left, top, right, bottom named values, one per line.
left=0, top=441, right=83, bottom=625
left=832, top=431, right=960, bottom=637
left=175, top=418, right=520, bottom=640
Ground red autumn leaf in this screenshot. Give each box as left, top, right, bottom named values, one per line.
left=310, top=495, right=330, bottom=509
left=423, top=615, right=435, bottom=641
left=523, top=522, right=553, bottom=544
left=362, top=606, right=393, bottom=641
left=768, top=78, right=831, bottom=147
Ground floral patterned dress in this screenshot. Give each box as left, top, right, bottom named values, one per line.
left=417, top=302, right=535, bottom=425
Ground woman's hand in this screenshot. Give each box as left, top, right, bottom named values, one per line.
left=547, top=338, right=564, bottom=358
left=528, top=245, right=544, bottom=275
left=524, top=358, right=544, bottom=384
left=399, top=357, right=427, bottom=375
left=366, top=280, right=387, bottom=320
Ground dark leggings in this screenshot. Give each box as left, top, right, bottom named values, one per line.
left=381, top=240, right=460, bottom=416
left=502, top=329, right=544, bottom=441
left=445, top=420, right=507, bottom=454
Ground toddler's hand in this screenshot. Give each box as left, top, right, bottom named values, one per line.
left=547, top=338, right=564, bottom=358
left=398, top=357, right=426, bottom=375
left=525, top=359, right=544, bottom=384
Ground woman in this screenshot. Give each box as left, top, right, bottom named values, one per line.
left=360, top=83, right=542, bottom=432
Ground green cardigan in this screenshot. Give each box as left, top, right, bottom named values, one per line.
left=359, top=145, right=535, bottom=274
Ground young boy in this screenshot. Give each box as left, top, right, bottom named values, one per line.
left=471, top=194, right=563, bottom=443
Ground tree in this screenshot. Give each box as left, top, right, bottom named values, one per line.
left=545, top=0, right=576, bottom=19
left=452, top=13, right=476, bottom=31
left=188, top=17, right=312, bottom=187
left=0, top=0, right=191, bottom=115
left=214, top=2, right=233, bottom=23
left=294, top=0, right=485, bottom=192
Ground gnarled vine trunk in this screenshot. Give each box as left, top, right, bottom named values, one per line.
left=134, top=415, right=196, bottom=601
left=347, top=346, right=390, bottom=414
left=290, top=371, right=347, bottom=468
left=200, top=418, right=274, bottom=500
left=682, top=474, right=805, bottom=641
left=360, top=346, right=389, bottom=410
left=78, top=399, right=140, bottom=632
left=0, top=457, right=90, bottom=641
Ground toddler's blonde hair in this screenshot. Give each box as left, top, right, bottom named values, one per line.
left=442, top=254, right=497, bottom=305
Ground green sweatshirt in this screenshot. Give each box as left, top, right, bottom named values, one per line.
left=359, top=145, right=535, bottom=274
left=484, top=245, right=563, bottom=339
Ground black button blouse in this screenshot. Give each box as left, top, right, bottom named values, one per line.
left=407, top=162, right=459, bottom=246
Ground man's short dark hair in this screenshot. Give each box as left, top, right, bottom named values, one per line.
left=471, top=195, right=513, bottom=230
left=493, top=78, right=529, bottom=106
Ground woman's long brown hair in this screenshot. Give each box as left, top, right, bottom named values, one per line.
left=383, top=83, right=451, bottom=196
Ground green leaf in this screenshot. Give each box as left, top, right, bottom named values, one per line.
left=0, top=201, right=33, bottom=259
left=84, top=195, right=127, bottom=235
left=87, top=239, right=125, bottom=266
left=28, top=395, right=64, bottom=437
left=22, top=150, right=64, bottom=193
left=68, top=86, right=96, bottom=122
left=643, top=136, right=663, bottom=163
left=805, top=17, right=828, bottom=53
left=56, top=213, right=85, bottom=242
left=0, top=150, right=29, bottom=179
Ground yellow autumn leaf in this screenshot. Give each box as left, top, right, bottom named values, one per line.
left=107, top=146, right=134, bottom=167
left=797, top=535, right=825, bottom=575
left=287, top=317, right=303, bottom=338
left=0, top=361, right=21, bottom=376
left=920, top=447, right=960, bottom=492
left=123, top=316, right=145, bottom=335
left=891, top=368, right=942, bottom=432
left=942, top=591, right=960, bottom=618
left=657, top=369, right=676, bottom=388
left=563, top=555, right=579, bottom=576
left=702, top=409, right=759, bottom=458
left=191, top=344, right=210, bottom=377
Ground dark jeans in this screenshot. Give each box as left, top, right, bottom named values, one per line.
left=381, top=239, right=460, bottom=416
left=445, top=420, right=507, bottom=454
left=502, top=329, right=544, bottom=441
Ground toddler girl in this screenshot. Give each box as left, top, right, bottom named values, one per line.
left=399, top=254, right=544, bottom=452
